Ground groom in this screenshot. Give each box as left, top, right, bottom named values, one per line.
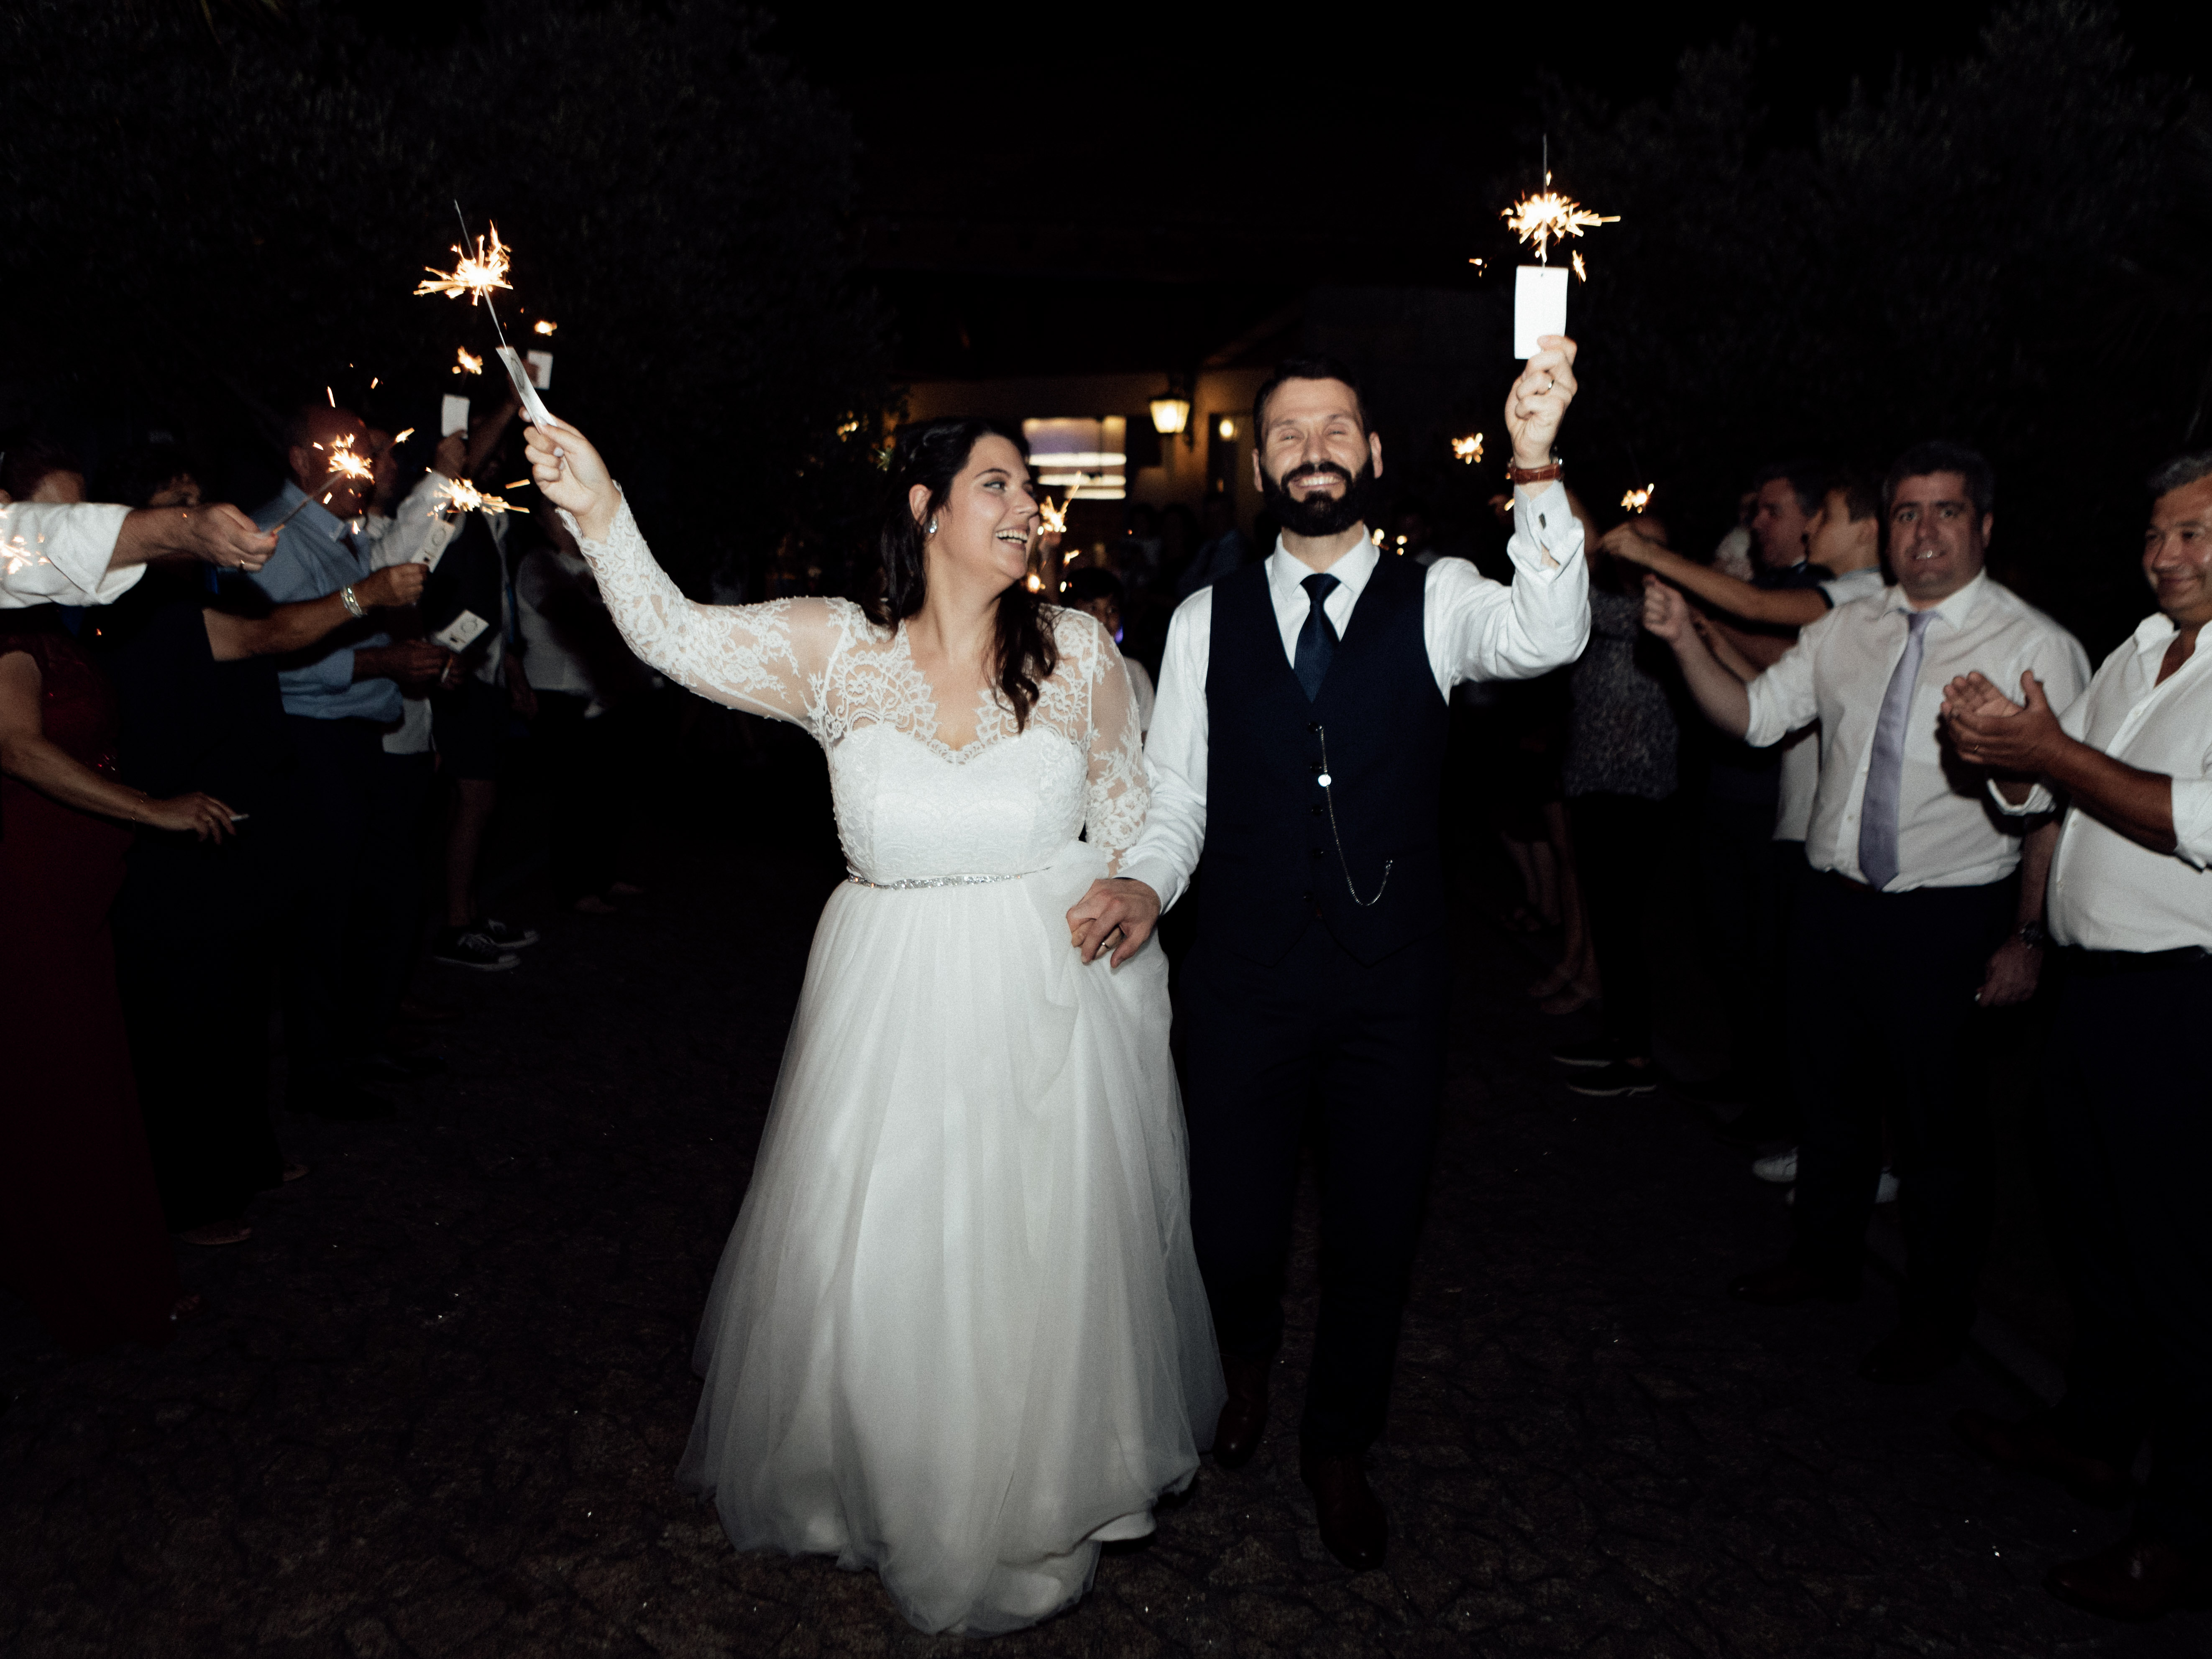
left=1069, top=342, right=1590, bottom=1567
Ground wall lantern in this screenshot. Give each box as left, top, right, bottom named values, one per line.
left=1149, top=394, right=1192, bottom=439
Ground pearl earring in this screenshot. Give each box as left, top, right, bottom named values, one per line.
left=926, top=519, right=938, bottom=536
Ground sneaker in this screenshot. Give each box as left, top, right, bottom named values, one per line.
left=477, top=916, right=540, bottom=950
left=1549, top=1037, right=1615, bottom=1069
left=432, top=927, right=520, bottom=971
left=1875, top=1166, right=1900, bottom=1204
left=1752, top=1147, right=1799, bottom=1184
left=1564, top=1061, right=1660, bottom=1097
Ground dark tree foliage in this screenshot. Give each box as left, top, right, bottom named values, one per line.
left=1530, top=0, right=2203, bottom=652
left=0, top=0, right=892, bottom=593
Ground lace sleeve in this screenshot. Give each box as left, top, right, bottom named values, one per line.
left=564, top=497, right=844, bottom=731
left=1069, top=611, right=1150, bottom=872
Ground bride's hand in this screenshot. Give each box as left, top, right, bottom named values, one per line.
left=525, top=417, right=621, bottom=544
left=1066, top=877, right=1160, bottom=968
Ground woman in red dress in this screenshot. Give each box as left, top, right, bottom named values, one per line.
left=0, top=609, right=236, bottom=1350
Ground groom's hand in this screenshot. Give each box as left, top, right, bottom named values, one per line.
left=1066, top=877, right=1160, bottom=968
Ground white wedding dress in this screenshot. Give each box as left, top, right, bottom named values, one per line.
left=571, top=502, right=1224, bottom=1634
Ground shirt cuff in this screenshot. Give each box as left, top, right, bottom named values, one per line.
left=1115, top=854, right=1184, bottom=915
left=1986, top=777, right=2055, bottom=817
left=2173, top=778, right=2212, bottom=870
left=1741, top=677, right=1786, bottom=749
left=1508, top=481, right=1578, bottom=578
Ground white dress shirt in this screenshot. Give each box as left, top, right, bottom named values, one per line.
left=1744, top=571, right=2089, bottom=890
left=1990, top=611, right=2212, bottom=950
left=361, top=474, right=464, bottom=755
left=1122, top=483, right=1590, bottom=909
left=1773, top=564, right=1889, bottom=842
left=0, top=501, right=138, bottom=608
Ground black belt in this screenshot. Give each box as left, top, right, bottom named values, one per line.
left=2061, top=944, right=2212, bottom=977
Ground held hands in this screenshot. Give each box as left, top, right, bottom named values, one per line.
left=1940, top=671, right=2062, bottom=774
left=1065, top=877, right=1161, bottom=968
left=1977, top=936, right=2043, bottom=1009
left=355, top=562, right=428, bottom=609
left=1504, top=335, right=1578, bottom=469
left=1640, top=574, right=1692, bottom=642
left=524, top=418, right=620, bottom=544
left=141, top=790, right=241, bottom=842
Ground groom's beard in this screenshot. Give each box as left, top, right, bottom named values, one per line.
left=1260, top=456, right=1376, bottom=539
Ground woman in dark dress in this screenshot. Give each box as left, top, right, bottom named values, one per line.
left=0, top=609, right=234, bottom=1349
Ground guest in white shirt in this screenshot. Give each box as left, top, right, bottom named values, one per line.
left=2, top=478, right=274, bottom=610
left=1939, top=452, right=2212, bottom=1621
left=1644, top=441, right=2090, bottom=1385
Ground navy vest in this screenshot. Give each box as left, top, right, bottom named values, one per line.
left=1199, top=555, right=1450, bottom=966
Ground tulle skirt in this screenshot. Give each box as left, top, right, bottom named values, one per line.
left=678, top=841, right=1224, bottom=1634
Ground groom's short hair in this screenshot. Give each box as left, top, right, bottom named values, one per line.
left=1253, top=356, right=1371, bottom=437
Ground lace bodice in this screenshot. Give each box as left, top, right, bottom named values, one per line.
left=570, top=500, right=1148, bottom=882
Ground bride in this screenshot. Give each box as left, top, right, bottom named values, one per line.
left=523, top=414, right=1224, bottom=1633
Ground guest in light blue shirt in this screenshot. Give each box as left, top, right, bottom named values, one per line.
left=248, top=404, right=401, bottom=722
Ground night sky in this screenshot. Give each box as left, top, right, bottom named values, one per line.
left=760, top=0, right=2194, bottom=378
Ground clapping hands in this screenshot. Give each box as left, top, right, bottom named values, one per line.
left=1940, top=671, right=2060, bottom=774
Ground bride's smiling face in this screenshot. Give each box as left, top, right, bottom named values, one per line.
left=913, top=435, right=1039, bottom=595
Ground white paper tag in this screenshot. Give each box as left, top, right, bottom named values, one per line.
left=440, top=394, right=471, bottom=437
left=432, top=609, right=490, bottom=653
left=524, top=349, right=554, bottom=389
left=496, top=346, right=557, bottom=427
left=413, top=517, right=457, bottom=572
left=1514, top=265, right=1570, bottom=359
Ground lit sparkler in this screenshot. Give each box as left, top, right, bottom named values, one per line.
left=416, top=224, right=514, bottom=309
left=268, top=434, right=377, bottom=529
left=1038, top=496, right=1069, bottom=536
left=1501, top=188, right=1618, bottom=265
left=1452, top=433, right=1484, bottom=465
left=454, top=348, right=483, bottom=375
left=1620, top=483, right=1657, bottom=514
left=435, top=477, right=518, bottom=516
left=533, top=319, right=557, bottom=336
left=393, top=428, right=417, bottom=445
left=1572, top=251, right=1588, bottom=282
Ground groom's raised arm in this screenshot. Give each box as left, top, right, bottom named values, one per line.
left=1117, top=591, right=1212, bottom=912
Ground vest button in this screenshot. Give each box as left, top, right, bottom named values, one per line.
left=1310, top=761, right=1324, bottom=772
left=1301, top=891, right=1314, bottom=905
left=1311, top=846, right=1326, bottom=859
left=1310, top=803, right=1324, bottom=816
left=1307, top=722, right=1321, bottom=734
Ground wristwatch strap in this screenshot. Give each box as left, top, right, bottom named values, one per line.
left=1506, top=458, right=1564, bottom=485
left=340, top=584, right=366, bottom=620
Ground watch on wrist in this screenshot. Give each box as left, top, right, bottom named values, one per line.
left=2017, top=920, right=2050, bottom=948
left=339, top=584, right=366, bottom=621
left=1506, top=456, right=1564, bottom=485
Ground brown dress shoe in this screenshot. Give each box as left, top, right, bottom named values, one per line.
left=1858, top=1320, right=1960, bottom=1384
left=1952, top=1408, right=2133, bottom=1509
left=2047, top=1534, right=2212, bottom=1621
left=1728, top=1261, right=1857, bottom=1306
left=1300, top=1449, right=1387, bottom=1571
left=1213, top=1354, right=1269, bottom=1470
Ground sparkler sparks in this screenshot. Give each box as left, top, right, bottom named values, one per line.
left=1572, top=251, right=1588, bottom=282
left=415, top=224, right=514, bottom=308
left=1501, top=189, right=1619, bottom=265
left=1038, top=497, right=1069, bottom=535
left=1452, top=433, right=1484, bottom=465
left=435, top=477, right=517, bottom=516
left=1620, top=483, right=1657, bottom=513
left=393, top=428, right=417, bottom=445
left=533, top=319, right=557, bottom=336
left=454, top=348, right=483, bottom=375
left=318, top=435, right=376, bottom=486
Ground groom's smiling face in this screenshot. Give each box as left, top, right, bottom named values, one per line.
left=1253, top=377, right=1383, bottom=539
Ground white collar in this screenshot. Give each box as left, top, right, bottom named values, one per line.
left=1266, top=532, right=1379, bottom=604
left=1883, top=567, right=1989, bottom=628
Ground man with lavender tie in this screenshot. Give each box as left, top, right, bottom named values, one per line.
left=1643, top=442, right=2089, bottom=1383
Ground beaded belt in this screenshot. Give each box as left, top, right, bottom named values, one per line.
left=845, top=870, right=1030, bottom=891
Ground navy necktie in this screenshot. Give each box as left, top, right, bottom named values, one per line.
left=1294, top=573, right=1340, bottom=702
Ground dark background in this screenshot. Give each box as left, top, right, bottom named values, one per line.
left=3, top=0, right=2208, bottom=654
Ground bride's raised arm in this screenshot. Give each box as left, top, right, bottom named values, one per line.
left=1072, top=611, right=1151, bottom=874
left=525, top=418, right=838, bottom=726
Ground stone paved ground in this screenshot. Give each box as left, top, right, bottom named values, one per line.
left=4, top=824, right=2209, bottom=1659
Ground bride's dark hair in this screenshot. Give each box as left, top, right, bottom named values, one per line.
left=867, top=417, right=1059, bottom=731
